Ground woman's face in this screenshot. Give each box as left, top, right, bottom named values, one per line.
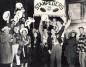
left=22, top=30, right=27, bottom=36
left=71, top=33, right=76, bottom=37
left=34, top=32, right=37, bottom=38
left=14, top=27, right=19, bottom=33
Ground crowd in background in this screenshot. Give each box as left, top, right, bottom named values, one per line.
left=0, top=2, right=86, bottom=67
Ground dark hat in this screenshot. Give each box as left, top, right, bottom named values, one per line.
left=49, top=17, right=64, bottom=24
left=78, top=27, right=84, bottom=29
left=20, top=28, right=28, bottom=34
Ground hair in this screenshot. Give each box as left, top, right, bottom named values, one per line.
left=68, top=31, right=77, bottom=39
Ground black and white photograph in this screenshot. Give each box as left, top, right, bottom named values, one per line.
left=0, top=0, right=86, bottom=67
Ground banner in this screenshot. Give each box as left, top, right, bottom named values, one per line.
left=34, top=0, right=66, bottom=16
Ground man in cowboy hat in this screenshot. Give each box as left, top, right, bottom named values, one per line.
left=19, top=27, right=31, bottom=67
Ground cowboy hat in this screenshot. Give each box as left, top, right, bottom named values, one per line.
left=2, top=26, right=11, bottom=31
left=16, top=2, right=23, bottom=9
left=3, top=11, right=10, bottom=22
left=20, top=28, right=28, bottom=34
left=25, top=17, right=35, bottom=27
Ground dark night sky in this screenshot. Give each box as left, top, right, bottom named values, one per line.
left=0, top=0, right=11, bottom=29
left=0, top=0, right=34, bottom=29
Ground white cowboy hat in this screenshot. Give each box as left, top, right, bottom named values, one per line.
left=41, top=15, right=49, bottom=21
left=3, top=11, right=10, bottom=22
left=20, top=28, right=28, bottom=34
left=16, top=2, right=23, bottom=9
left=25, top=17, right=35, bottom=27
left=2, top=26, right=11, bottom=31
left=27, top=17, right=35, bottom=22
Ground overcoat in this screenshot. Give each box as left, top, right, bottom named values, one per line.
left=0, top=32, right=13, bottom=64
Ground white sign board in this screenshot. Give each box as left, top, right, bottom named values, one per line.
left=34, top=0, right=66, bottom=16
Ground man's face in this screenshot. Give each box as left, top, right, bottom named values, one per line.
left=79, top=28, right=84, bottom=34
left=52, top=18, right=57, bottom=26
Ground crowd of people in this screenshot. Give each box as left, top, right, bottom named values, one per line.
left=0, top=2, right=86, bottom=67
